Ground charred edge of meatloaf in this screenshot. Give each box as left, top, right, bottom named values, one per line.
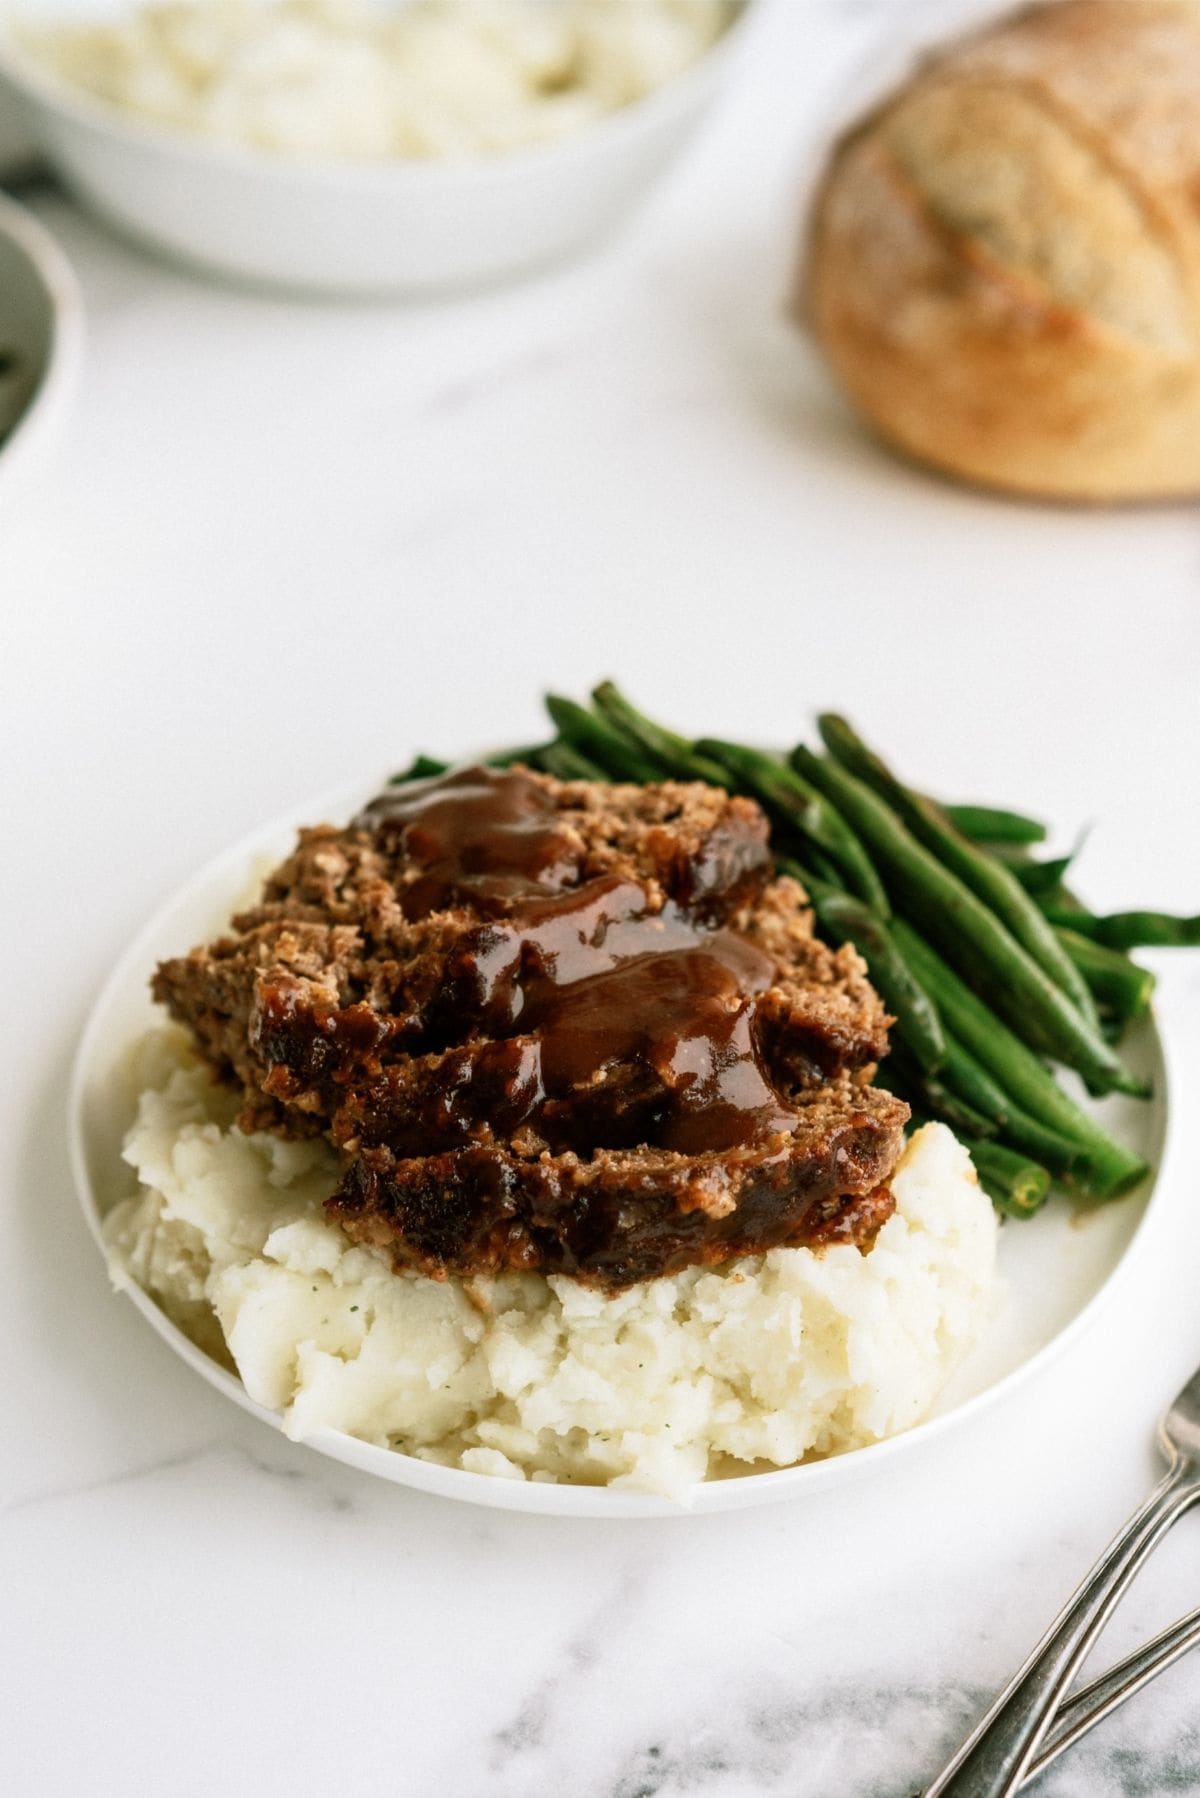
left=325, top=1083, right=908, bottom=1290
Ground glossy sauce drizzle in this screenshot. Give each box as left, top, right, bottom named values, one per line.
left=360, top=766, right=799, bottom=1153
left=357, top=764, right=581, bottom=915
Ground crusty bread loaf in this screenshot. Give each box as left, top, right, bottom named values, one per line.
left=802, top=0, right=1200, bottom=501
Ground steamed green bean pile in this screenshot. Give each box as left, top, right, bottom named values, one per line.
left=395, top=685, right=1196, bottom=1218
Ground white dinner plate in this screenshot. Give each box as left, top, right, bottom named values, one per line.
left=69, top=776, right=1170, bottom=1517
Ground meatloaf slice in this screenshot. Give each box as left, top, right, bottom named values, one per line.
left=321, top=895, right=890, bottom=1162
left=327, top=1080, right=908, bottom=1287
left=153, top=766, right=776, bottom=1132
left=155, top=876, right=891, bottom=1143
left=259, top=764, right=772, bottom=927
left=153, top=763, right=908, bottom=1288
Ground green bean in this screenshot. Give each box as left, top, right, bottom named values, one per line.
left=893, top=921, right=1148, bottom=1199
left=1041, top=907, right=1200, bottom=949
left=1007, top=855, right=1075, bottom=899
left=817, top=715, right=1102, bottom=1036
left=878, top=1047, right=998, bottom=1139
left=590, top=682, right=732, bottom=786
left=793, top=744, right=1143, bottom=1098
left=942, top=804, right=1047, bottom=846
left=939, top=1031, right=1081, bottom=1178
left=387, top=753, right=450, bottom=784
left=904, top=1031, right=1079, bottom=1177
left=544, top=695, right=663, bottom=784
left=918, top=1075, right=1000, bottom=1140
left=696, top=738, right=889, bottom=914
left=938, top=1028, right=1013, bottom=1125
left=1055, top=928, right=1156, bottom=1022
left=488, top=742, right=554, bottom=769
left=967, top=1140, right=1052, bottom=1217
left=999, top=1109, right=1084, bottom=1182
left=902, top=1108, right=1050, bottom=1218
left=535, top=741, right=607, bottom=782
left=779, top=859, right=945, bottom=1071
left=798, top=845, right=845, bottom=889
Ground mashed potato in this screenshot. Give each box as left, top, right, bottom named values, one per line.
left=26, top=0, right=733, bottom=162
left=106, top=1030, right=999, bottom=1500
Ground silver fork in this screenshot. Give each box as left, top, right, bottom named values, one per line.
left=924, top=1360, right=1200, bottom=1796
left=1026, top=1602, right=1200, bottom=1780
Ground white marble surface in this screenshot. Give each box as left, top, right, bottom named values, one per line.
left=4, top=2, right=1200, bottom=1792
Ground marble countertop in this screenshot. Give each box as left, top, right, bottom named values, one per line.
left=4, top=3, right=1200, bottom=1792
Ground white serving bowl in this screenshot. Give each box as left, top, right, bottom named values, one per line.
left=0, top=189, right=83, bottom=494
left=0, top=0, right=755, bottom=295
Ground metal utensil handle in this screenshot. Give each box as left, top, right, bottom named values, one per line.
left=1025, top=1601, right=1200, bottom=1783
left=924, top=1462, right=1197, bottom=1797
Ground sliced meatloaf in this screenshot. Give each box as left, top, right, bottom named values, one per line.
left=156, top=878, right=890, bottom=1139
left=153, top=763, right=907, bottom=1287
left=327, top=1079, right=908, bottom=1287
left=154, top=766, right=777, bottom=1127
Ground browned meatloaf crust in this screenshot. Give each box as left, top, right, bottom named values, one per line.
left=153, top=764, right=908, bottom=1286
left=154, top=771, right=780, bottom=1128
left=330, top=1080, right=905, bottom=1287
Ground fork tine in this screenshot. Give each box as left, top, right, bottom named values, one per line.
left=1026, top=1604, right=1200, bottom=1783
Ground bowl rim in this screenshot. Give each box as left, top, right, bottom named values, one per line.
left=0, top=0, right=757, bottom=187
left=0, top=188, right=83, bottom=482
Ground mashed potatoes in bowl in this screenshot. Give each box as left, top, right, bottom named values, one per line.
left=19, top=0, right=736, bottom=162
left=102, top=1028, right=1000, bottom=1505
left=0, top=0, right=752, bottom=292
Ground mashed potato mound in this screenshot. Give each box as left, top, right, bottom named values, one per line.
left=27, top=0, right=732, bottom=162
left=106, top=1031, right=999, bottom=1500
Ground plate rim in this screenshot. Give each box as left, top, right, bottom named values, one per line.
left=67, top=773, right=1174, bottom=1519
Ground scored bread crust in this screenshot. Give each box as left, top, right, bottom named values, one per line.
left=802, top=0, right=1200, bottom=501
